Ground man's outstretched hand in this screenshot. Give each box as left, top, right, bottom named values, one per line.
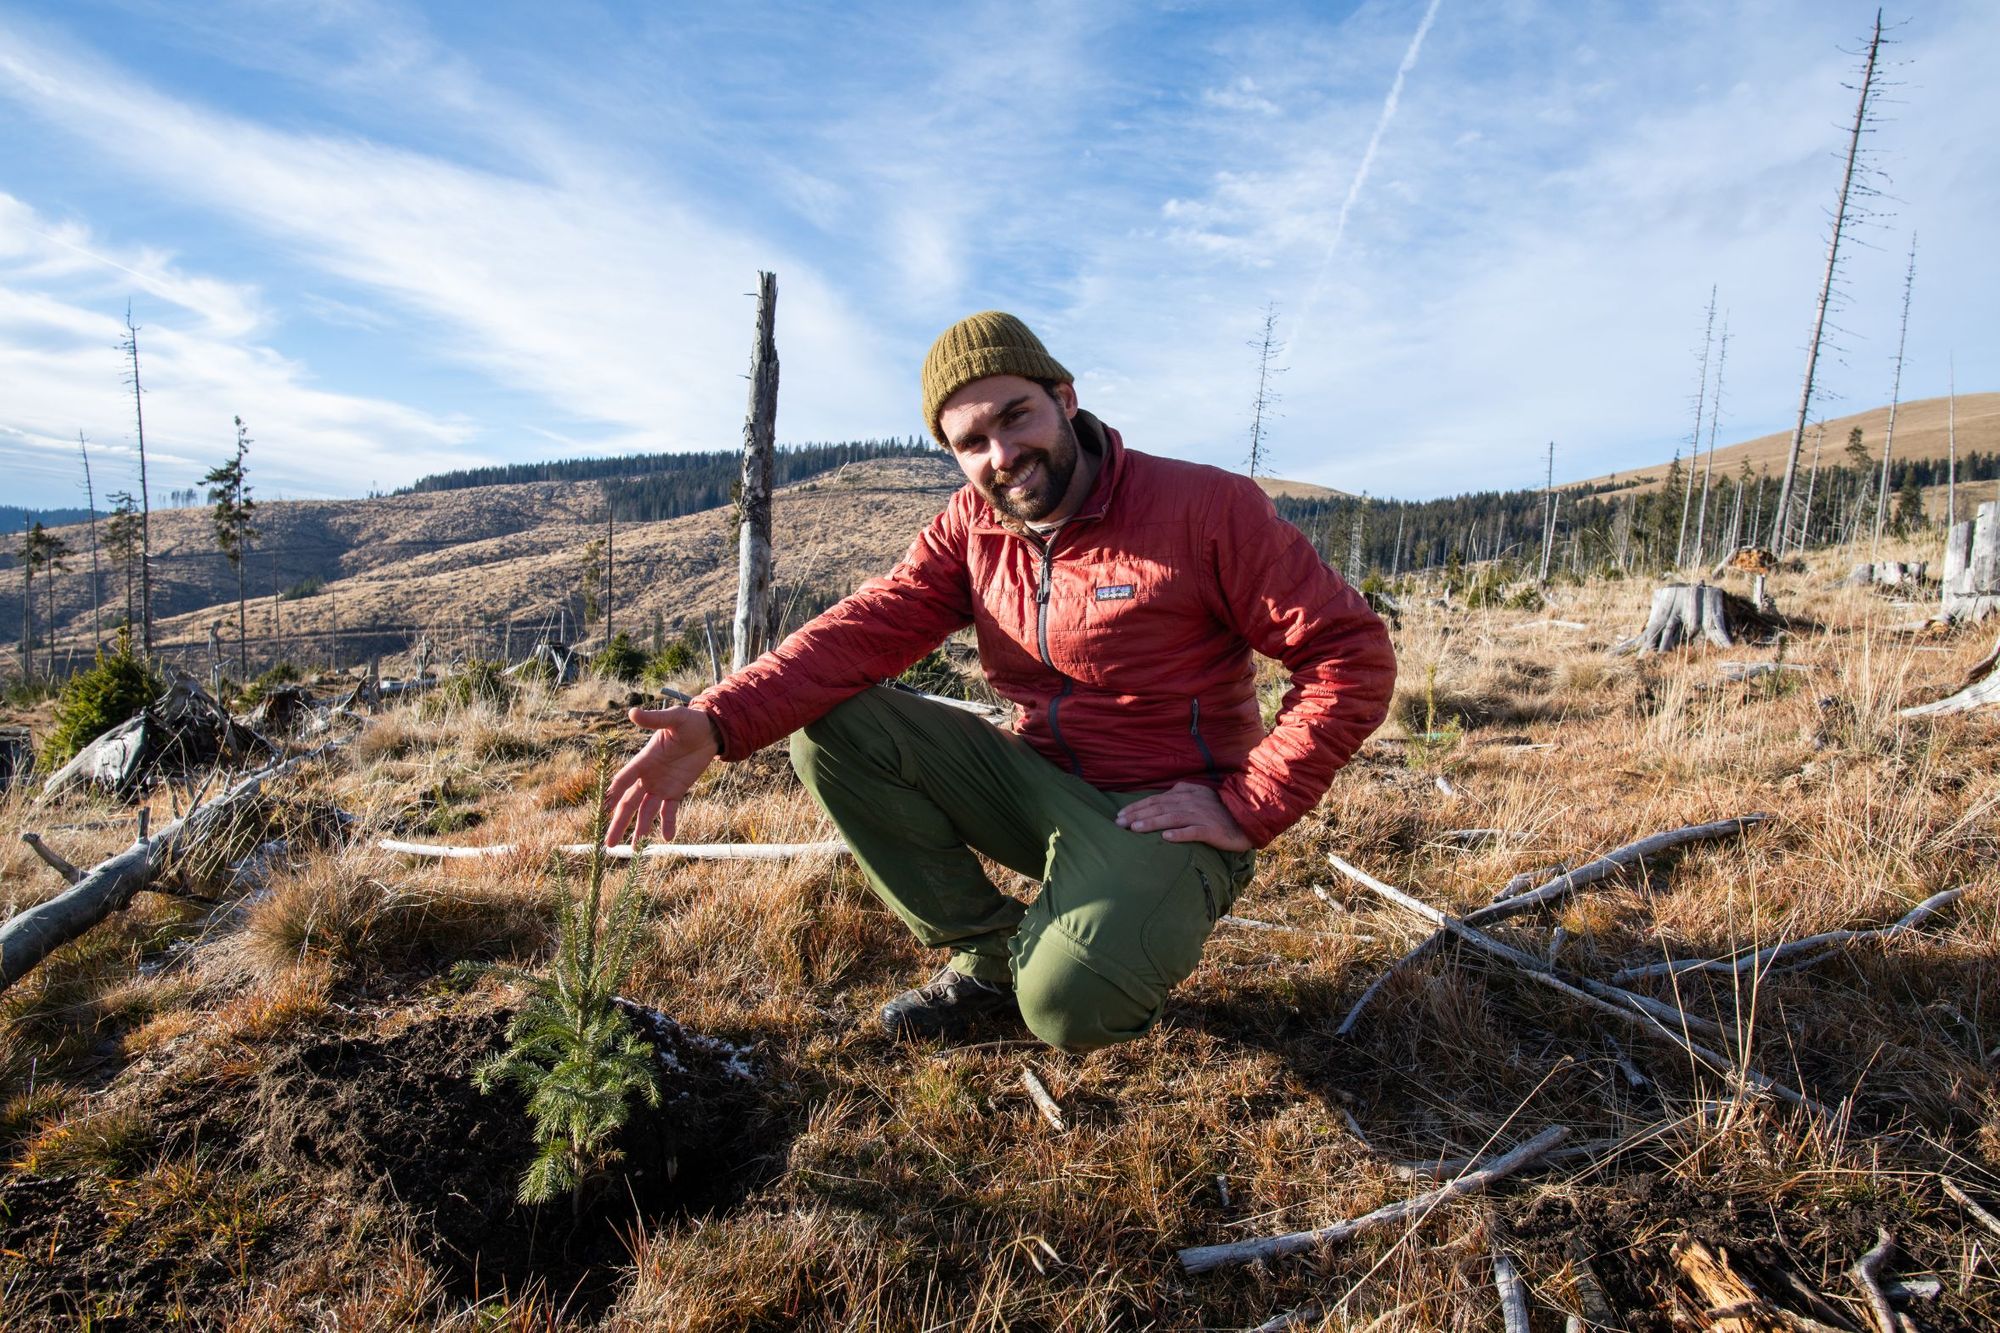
left=1114, top=781, right=1254, bottom=852
left=603, top=706, right=721, bottom=845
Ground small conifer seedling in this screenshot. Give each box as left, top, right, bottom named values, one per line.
left=473, top=751, right=660, bottom=1208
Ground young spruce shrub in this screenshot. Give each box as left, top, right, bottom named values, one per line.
left=471, top=754, right=659, bottom=1207
left=595, top=631, right=647, bottom=683
left=39, top=628, right=163, bottom=770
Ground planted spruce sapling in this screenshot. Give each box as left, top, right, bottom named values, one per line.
left=473, top=752, right=660, bottom=1210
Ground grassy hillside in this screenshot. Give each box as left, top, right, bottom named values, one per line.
left=1570, top=391, right=2000, bottom=497
left=1, top=541, right=1994, bottom=1329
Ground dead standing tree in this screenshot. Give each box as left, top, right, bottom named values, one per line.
left=733, top=271, right=779, bottom=671
left=1872, top=233, right=1917, bottom=554
left=1676, top=288, right=1716, bottom=568
left=1771, top=12, right=1886, bottom=556
left=122, top=303, right=156, bottom=659
left=1245, top=301, right=1283, bottom=478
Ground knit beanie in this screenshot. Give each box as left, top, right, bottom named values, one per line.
left=920, top=311, right=1072, bottom=443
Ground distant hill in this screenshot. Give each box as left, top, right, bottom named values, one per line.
left=1567, top=392, right=2000, bottom=496
left=1254, top=477, right=1350, bottom=500
left=1, top=506, right=97, bottom=536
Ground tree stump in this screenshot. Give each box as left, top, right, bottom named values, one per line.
left=1844, top=561, right=1928, bottom=589
left=1610, top=584, right=1783, bottom=656
left=1942, top=500, right=2000, bottom=624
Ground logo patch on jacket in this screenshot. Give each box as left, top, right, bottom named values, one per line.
left=1094, top=584, right=1135, bottom=601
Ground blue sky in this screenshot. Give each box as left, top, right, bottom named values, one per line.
left=2, top=1, right=1995, bottom=510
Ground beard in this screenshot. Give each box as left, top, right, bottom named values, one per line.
left=982, top=409, right=1081, bottom=524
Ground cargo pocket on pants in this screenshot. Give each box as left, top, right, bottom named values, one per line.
left=1139, top=845, right=1227, bottom=988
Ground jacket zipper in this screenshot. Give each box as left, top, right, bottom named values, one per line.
left=1035, top=534, right=1085, bottom=775
left=1189, top=698, right=1220, bottom=779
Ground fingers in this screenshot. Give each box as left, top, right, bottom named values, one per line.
left=628, top=706, right=678, bottom=729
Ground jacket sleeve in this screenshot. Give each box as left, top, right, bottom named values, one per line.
left=694, top=497, right=976, bottom=758
left=1204, top=480, right=1396, bottom=847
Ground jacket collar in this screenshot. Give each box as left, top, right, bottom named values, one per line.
left=968, top=408, right=1125, bottom=535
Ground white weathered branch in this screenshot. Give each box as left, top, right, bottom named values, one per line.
left=1493, top=1250, right=1531, bottom=1333
left=1177, top=1126, right=1570, bottom=1274
left=1608, top=887, right=1966, bottom=984
left=1334, top=818, right=1764, bottom=1039
left=377, top=838, right=849, bottom=861
left=1942, top=1177, right=2000, bottom=1240
left=1328, top=855, right=1825, bottom=1115
left=1020, top=1067, right=1066, bottom=1132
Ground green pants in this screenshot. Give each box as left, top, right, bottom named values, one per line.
left=790, top=686, right=1255, bottom=1052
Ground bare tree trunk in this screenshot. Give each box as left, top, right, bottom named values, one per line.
left=1677, top=288, right=1716, bottom=567
left=1539, top=441, right=1556, bottom=583
left=1948, top=355, right=1958, bottom=530
left=732, top=271, right=779, bottom=671
left=79, top=433, right=103, bottom=652
left=1772, top=11, right=1884, bottom=554
left=123, top=304, right=155, bottom=660
left=1873, top=233, right=1917, bottom=554
left=1694, top=317, right=1727, bottom=561
left=1245, top=302, right=1282, bottom=477
left=1801, top=420, right=1825, bottom=548
left=604, top=488, right=615, bottom=644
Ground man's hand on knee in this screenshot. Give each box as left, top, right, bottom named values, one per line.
left=604, top=706, right=721, bottom=845
left=1113, top=781, right=1254, bottom=852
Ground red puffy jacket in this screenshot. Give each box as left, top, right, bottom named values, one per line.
left=697, top=412, right=1396, bottom=848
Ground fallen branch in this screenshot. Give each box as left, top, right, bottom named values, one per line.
left=1392, top=1137, right=1616, bottom=1182
left=19, top=832, right=82, bottom=884
left=1608, top=887, right=1966, bottom=984
left=1020, top=1067, right=1066, bottom=1132
left=1493, top=1251, right=1531, bottom=1333
left=1850, top=1229, right=1897, bottom=1333
left=1328, top=855, right=1825, bottom=1115
left=1336, top=818, right=1765, bottom=1037
left=1942, top=1177, right=2000, bottom=1241
left=1177, top=1126, right=1569, bottom=1275
left=378, top=837, right=849, bottom=861
left=2, top=745, right=337, bottom=995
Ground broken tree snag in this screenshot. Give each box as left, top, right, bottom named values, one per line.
left=1327, top=855, right=1826, bottom=1115
left=1941, top=500, right=2000, bottom=624
left=1609, top=583, right=1784, bottom=657
left=1901, top=635, right=2000, bottom=717
left=1336, top=817, right=1767, bottom=1036
left=376, top=838, right=848, bottom=861
left=1176, top=1126, right=1569, bottom=1275
left=732, top=270, right=779, bottom=671
left=1608, top=886, right=1967, bottom=984
left=1, top=745, right=335, bottom=995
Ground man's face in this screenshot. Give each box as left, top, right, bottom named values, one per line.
left=937, top=375, right=1083, bottom=525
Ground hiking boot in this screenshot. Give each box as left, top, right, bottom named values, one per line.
left=880, top=968, right=1021, bottom=1040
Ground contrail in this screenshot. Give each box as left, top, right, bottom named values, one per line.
left=1287, top=0, right=1443, bottom=363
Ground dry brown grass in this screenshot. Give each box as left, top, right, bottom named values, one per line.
left=2, top=535, right=1997, bottom=1328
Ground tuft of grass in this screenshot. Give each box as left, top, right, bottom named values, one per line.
left=16, top=1105, right=152, bottom=1174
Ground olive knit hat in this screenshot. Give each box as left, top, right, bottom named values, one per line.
left=920, top=311, right=1072, bottom=444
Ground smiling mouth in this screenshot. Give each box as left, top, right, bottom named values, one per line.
left=1001, top=460, right=1041, bottom=492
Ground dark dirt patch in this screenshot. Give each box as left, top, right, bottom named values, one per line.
left=1500, top=1173, right=1992, bottom=1332
left=0, top=997, right=788, bottom=1326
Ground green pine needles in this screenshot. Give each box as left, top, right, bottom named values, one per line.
left=474, top=753, right=660, bottom=1207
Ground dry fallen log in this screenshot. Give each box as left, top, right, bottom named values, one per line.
left=1177, top=1125, right=1569, bottom=1274
left=1719, top=661, right=1812, bottom=682
left=1901, top=635, right=2000, bottom=716
left=1608, top=887, right=1966, bottom=984
left=1335, top=818, right=1765, bottom=1037
left=378, top=837, right=849, bottom=861
left=1329, top=856, right=1825, bottom=1115
left=2, top=745, right=335, bottom=995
